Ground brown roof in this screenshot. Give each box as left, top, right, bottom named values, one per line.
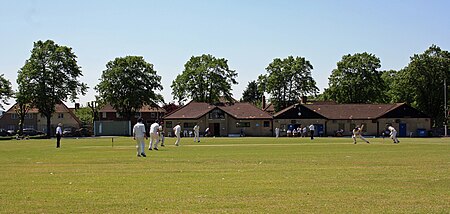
left=304, top=103, right=403, bottom=120
left=164, top=101, right=272, bottom=120
left=99, top=103, right=166, bottom=113
left=5, top=102, right=82, bottom=125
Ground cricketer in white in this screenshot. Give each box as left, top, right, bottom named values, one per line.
left=133, top=118, right=147, bottom=157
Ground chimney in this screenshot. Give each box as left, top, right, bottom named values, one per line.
left=301, top=96, right=307, bottom=104
left=261, top=95, right=266, bottom=110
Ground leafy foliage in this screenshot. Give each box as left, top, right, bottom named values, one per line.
left=17, top=40, right=87, bottom=136
left=96, top=56, right=163, bottom=120
left=323, top=52, right=384, bottom=104
left=241, top=80, right=264, bottom=106
left=171, top=54, right=238, bottom=104
left=391, top=45, right=450, bottom=126
left=0, top=74, right=13, bottom=110
left=264, top=56, right=318, bottom=111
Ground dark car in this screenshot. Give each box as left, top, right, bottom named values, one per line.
left=22, top=128, right=45, bottom=136
left=0, top=128, right=9, bottom=136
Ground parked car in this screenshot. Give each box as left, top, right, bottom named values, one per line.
left=73, top=128, right=92, bottom=137
left=7, top=130, right=16, bottom=136
left=63, top=128, right=73, bottom=137
left=22, top=128, right=45, bottom=136
left=0, top=128, right=9, bottom=136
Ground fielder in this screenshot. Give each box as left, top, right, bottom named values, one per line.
left=352, top=125, right=370, bottom=144
left=173, top=122, right=181, bottom=146
left=149, top=121, right=160, bottom=150
left=133, top=118, right=147, bottom=157
left=159, top=122, right=165, bottom=147
left=387, top=125, right=400, bottom=143
left=193, top=124, right=200, bottom=143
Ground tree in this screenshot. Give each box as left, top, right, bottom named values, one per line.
left=241, top=80, right=264, bottom=106
left=392, top=45, right=450, bottom=127
left=171, top=54, right=238, bottom=104
left=162, top=102, right=180, bottom=115
left=14, top=84, right=33, bottom=136
left=96, top=56, right=163, bottom=120
left=0, top=74, right=13, bottom=110
left=74, top=106, right=93, bottom=127
left=324, top=52, right=384, bottom=104
left=264, top=56, right=318, bottom=111
left=17, top=40, right=88, bottom=137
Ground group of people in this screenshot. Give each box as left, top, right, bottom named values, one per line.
left=352, top=124, right=400, bottom=144
left=275, top=124, right=316, bottom=140
left=132, top=118, right=167, bottom=157
left=132, top=119, right=202, bottom=157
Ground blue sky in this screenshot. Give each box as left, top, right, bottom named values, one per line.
left=1, top=0, right=449, bottom=109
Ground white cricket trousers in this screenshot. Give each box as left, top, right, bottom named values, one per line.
left=135, top=136, right=145, bottom=155
left=194, top=130, right=200, bottom=142
left=390, top=131, right=399, bottom=143
left=149, top=133, right=159, bottom=149
left=352, top=134, right=369, bottom=143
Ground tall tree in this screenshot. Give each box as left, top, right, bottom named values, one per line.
left=17, top=40, right=88, bottom=137
left=241, top=80, right=264, bottom=105
left=171, top=54, right=238, bottom=104
left=14, top=83, right=33, bottom=136
left=392, top=45, right=450, bottom=127
left=0, top=74, right=13, bottom=110
left=265, top=56, right=318, bottom=111
left=96, top=56, right=163, bottom=120
left=324, top=52, right=384, bottom=104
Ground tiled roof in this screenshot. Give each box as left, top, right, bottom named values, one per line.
left=164, top=101, right=272, bottom=120
left=304, top=103, right=403, bottom=120
left=219, top=102, right=272, bottom=119
left=164, top=102, right=216, bottom=119
left=99, top=103, right=166, bottom=113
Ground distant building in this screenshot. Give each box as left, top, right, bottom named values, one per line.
left=163, top=101, right=273, bottom=137
left=0, top=102, right=82, bottom=135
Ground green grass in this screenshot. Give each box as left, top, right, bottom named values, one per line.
left=0, top=136, right=449, bottom=213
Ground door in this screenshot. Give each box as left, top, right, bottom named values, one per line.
left=399, top=123, right=407, bottom=137
left=209, top=123, right=220, bottom=137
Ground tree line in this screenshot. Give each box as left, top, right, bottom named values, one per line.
left=0, top=40, right=449, bottom=137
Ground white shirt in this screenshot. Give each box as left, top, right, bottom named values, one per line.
left=194, top=125, right=200, bottom=132
left=173, top=125, right=181, bottom=135
left=133, top=122, right=146, bottom=138
left=56, top=126, right=62, bottom=135
left=388, top=126, right=396, bottom=132
left=150, top=122, right=159, bottom=134
left=309, top=124, right=315, bottom=131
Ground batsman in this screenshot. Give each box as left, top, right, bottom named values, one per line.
left=352, top=125, right=370, bottom=144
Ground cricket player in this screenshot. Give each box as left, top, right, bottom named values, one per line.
left=308, top=124, right=315, bottom=140
left=193, top=124, right=200, bottom=142
left=387, top=125, right=400, bottom=143
left=149, top=121, right=160, bottom=150
left=159, top=122, right=165, bottom=147
left=133, top=118, right=147, bottom=157
left=352, top=125, right=370, bottom=144
left=173, top=122, right=181, bottom=146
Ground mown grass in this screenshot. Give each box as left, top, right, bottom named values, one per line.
left=0, top=136, right=449, bottom=213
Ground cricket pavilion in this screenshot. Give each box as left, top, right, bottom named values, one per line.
left=162, top=101, right=273, bottom=137
left=273, top=102, right=431, bottom=137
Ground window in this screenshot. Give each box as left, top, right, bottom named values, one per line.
left=166, top=121, right=173, bottom=128
left=183, top=123, right=195, bottom=128
left=236, top=122, right=250, bottom=128
left=25, top=114, right=33, bottom=119
left=58, top=113, right=64, bottom=119
left=102, top=112, right=107, bottom=119
left=263, top=121, right=270, bottom=127
left=11, top=114, right=18, bottom=120
left=209, top=109, right=225, bottom=119
left=134, top=112, right=141, bottom=118
left=150, top=113, right=156, bottom=118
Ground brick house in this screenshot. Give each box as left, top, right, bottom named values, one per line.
left=0, top=102, right=82, bottom=135
left=163, top=101, right=273, bottom=137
